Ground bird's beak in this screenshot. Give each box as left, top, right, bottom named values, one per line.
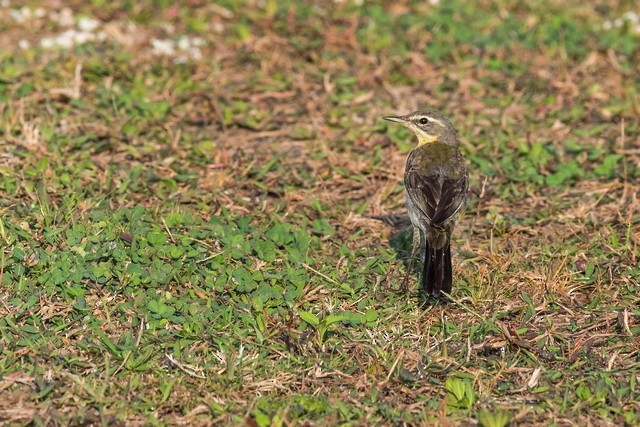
left=383, top=115, right=407, bottom=124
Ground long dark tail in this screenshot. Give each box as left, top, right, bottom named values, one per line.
left=422, top=242, right=452, bottom=295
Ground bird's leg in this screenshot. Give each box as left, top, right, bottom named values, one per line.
left=401, top=225, right=421, bottom=294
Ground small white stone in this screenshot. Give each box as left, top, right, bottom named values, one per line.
left=151, top=38, right=175, bottom=56
left=18, top=39, right=30, bottom=49
left=602, top=21, right=612, bottom=30
left=78, top=16, right=100, bottom=32
left=40, top=37, right=54, bottom=49
left=9, top=8, right=25, bottom=22
left=34, top=7, right=45, bottom=18
left=623, top=11, right=638, bottom=23
left=177, top=36, right=190, bottom=50
left=73, top=31, right=93, bottom=45
left=613, top=18, right=623, bottom=28
left=56, top=29, right=76, bottom=48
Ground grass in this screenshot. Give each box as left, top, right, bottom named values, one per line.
left=1, top=0, right=639, bottom=425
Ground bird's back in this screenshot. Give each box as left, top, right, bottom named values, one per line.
left=405, top=142, right=466, bottom=179
left=404, top=142, right=468, bottom=229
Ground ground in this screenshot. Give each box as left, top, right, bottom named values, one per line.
left=0, top=0, right=639, bottom=426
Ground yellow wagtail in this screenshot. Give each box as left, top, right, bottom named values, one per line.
left=384, top=110, right=469, bottom=297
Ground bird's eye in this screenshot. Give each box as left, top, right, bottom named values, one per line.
left=419, top=117, right=429, bottom=125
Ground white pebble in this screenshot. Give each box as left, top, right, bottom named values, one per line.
left=78, top=16, right=100, bottom=32
left=73, top=31, right=93, bottom=45
left=56, top=29, right=76, bottom=48
left=177, top=36, right=190, bottom=50
left=9, top=8, right=26, bottom=22
left=40, top=37, right=54, bottom=49
left=151, top=38, right=175, bottom=56
left=623, top=11, right=638, bottom=23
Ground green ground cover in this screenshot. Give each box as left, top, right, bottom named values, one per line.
left=0, top=1, right=639, bottom=425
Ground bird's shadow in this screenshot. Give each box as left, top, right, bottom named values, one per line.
left=378, top=214, right=415, bottom=269
left=372, top=214, right=449, bottom=307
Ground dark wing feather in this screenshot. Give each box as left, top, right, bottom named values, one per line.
left=405, top=171, right=467, bottom=228
left=431, top=174, right=468, bottom=226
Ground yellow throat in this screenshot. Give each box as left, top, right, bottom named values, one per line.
left=413, top=128, right=439, bottom=145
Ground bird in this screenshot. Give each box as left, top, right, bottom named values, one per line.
left=383, top=110, right=469, bottom=298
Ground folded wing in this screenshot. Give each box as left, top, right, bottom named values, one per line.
left=405, top=171, right=468, bottom=228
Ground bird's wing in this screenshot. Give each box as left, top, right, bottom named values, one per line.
left=405, top=171, right=468, bottom=228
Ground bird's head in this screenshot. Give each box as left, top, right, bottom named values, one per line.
left=383, top=110, right=458, bottom=146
